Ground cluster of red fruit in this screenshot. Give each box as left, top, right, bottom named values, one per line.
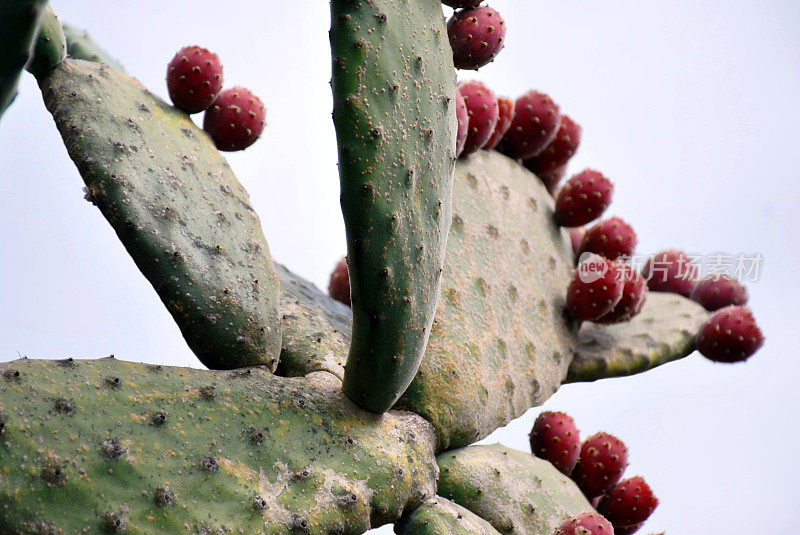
left=166, top=46, right=265, bottom=152
left=530, top=411, right=659, bottom=535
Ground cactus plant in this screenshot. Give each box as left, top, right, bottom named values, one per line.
left=0, top=1, right=768, bottom=533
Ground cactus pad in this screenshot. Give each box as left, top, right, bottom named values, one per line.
left=330, top=0, right=458, bottom=412
left=436, top=444, right=594, bottom=535
left=396, top=497, right=502, bottom=535
left=0, top=357, right=438, bottom=533
left=38, top=59, right=282, bottom=370
left=567, top=292, right=710, bottom=382
left=397, top=151, right=579, bottom=449
left=62, top=23, right=126, bottom=73
left=25, top=6, right=66, bottom=79
left=0, top=0, right=48, bottom=119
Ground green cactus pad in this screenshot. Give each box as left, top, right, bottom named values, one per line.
left=330, top=0, right=458, bottom=412
left=397, top=151, right=579, bottom=450
left=62, top=23, right=126, bottom=73
left=25, top=5, right=66, bottom=79
left=275, top=263, right=351, bottom=380
left=0, top=0, right=48, bottom=119
left=38, top=59, right=282, bottom=370
left=566, top=292, right=710, bottom=382
left=436, top=444, right=594, bottom=535
left=396, top=497, right=502, bottom=535
left=0, top=357, right=438, bottom=534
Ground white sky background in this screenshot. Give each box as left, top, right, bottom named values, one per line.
left=1, top=1, right=798, bottom=533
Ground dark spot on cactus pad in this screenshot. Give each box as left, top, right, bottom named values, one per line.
left=104, top=376, right=121, bottom=388
left=200, top=456, right=219, bottom=473
left=3, top=369, right=20, bottom=382
left=150, top=410, right=169, bottom=427
left=53, top=398, right=74, bottom=415
left=100, top=438, right=128, bottom=460
left=199, top=385, right=215, bottom=400
left=0, top=413, right=6, bottom=435
left=291, top=516, right=310, bottom=533
left=100, top=507, right=129, bottom=533
left=40, top=457, right=66, bottom=486
left=247, top=426, right=266, bottom=445
left=153, top=485, right=175, bottom=507
left=252, top=495, right=268, bottom=511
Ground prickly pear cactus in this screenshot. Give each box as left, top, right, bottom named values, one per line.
left=0, top=0, right=48, bottom=118
left=436, top=444, right=594, bottom=535
left=24, top=6, right=66, bottom=79
left=62, top=22, right=126, bottom=72
left=38, top=59, right=282, bottom=371
left=567, top=293, right=710, bottom=382
left=0, top=358, right=438, bottom=533
left=330, top=0, right=457, bottom=412
left=396, top=497, right=502, bottom=535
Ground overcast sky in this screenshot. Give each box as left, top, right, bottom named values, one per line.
left=1, top=1, right=798, bottom=533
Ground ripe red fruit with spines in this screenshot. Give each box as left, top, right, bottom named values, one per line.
left=555, top=169, right=614, bottom=228
left=166, top=46, right=224, bottom=114
left=458, top=80, right=499, bottom=155
left=447, top=6, right=506, bottom=70
left=203, top=87, right=266, bottom=152
left=527, top=161, right=566, bottom=194
left=598, top=476, right=659, bottom=528
left=596, top=263, right=648, bottom=324
left=690, top=274, right=749, bottom=311
left=570, top=228, right=586, bottom=258
left=499, top=90, right=561, bottom=160
left=567, top=254, right=625, bottom=322
left=571, top=431, right=629, bottom=498
left=442, top=0, right=483, bottom=7
left=484, top=95, right=514, bottom=149
left=525, top=114, right=582, bottom=175
left=695, top=305, right=764, bottom=363
left=529, top=411, right=580, bottom=475
left=614, top=523, right=645, bottom=535
left=328, top=257, right=351, bottom=307
left=642, top=249, right=699, bottom=297
left=554, top=512, right=615, bottom=535
left=455, top=88, right=469, bottom=157
left=578, top=217, right=637, bottom=261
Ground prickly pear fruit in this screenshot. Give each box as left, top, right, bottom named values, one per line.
left=578, top=217, right=637, bottom=261
left=689, top=275, right=749, bottom=311
left=598, top=476, right=659, bottom=528
left=642, top=249, right=698, bottom=297
left=328, top=256, right=351, bottom=307
left=203, top=87, right=266, bottom=151
left=484, top=95, right=514, bottom=149
left=555, top=170, right=614, bottom=228
left=535, top=164, right=568, bottom=194
left=499, top=90, right=561, bottom=160
left=525, top=114, right=582, bottom=175
left=567, top=254, right=625, bottom=322
left=570, top=228, right=585, bottom=258
left=447, top=6, right=506, bottom=70
left=443, top=0, right=484, bottom=8
left=458, top=80, right=499, bottom=155
left=596, top=263, right=647, bottom=324
left=554, top=512, right=615, bottom=535
left=166, top=46, right=223, bottom=114
left=614, top=523, right=645, bottom=535
left=695, top=305, right=764, bottom=363
left=571, top=432, right=629, bottom=498
left=456, top=87, right=469, bottom=157
left=529, top=411, right=581, bottom=475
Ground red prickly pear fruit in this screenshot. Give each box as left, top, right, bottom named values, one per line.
left=555, top=169, right=614, bottom=228
left=567, top=254, right=625, bottom=322
left=447, top=6, right=506, bottom=70
left=689, top=275, right=749, bottom=311
left=528, top=162, right=566, bottom=195
left=598, top=476, right=659, bottom=528
left=554, top=512, right=615, bottom=535
left=596, top=263, right=648, bottom=324
left=203, top=87, right=266, bottom=152
left=641, top=249, right=699, bottom=297
left=578, top=217, right=637, bottom=261
left=484, top=95, right=514, bottom=149
left=529, top=411, right=581, bottom=475
left=458, top=80, right=499, bottom=155
left=455, top=88, right=469, bottom=157
left=442, top=0, right=483, bottom=7
left=571, top=431, right=629, bottom=498
left=570, top=228, right=586, bottom=258
left=328, top=257, right=351, bottom=307
left=498, top=90, right=561, bottom=160
left=525, top=114, right=582, bottom=175
left=166, top=46, right=223, bottom=114
left=614, top=523, right=645, bottom=535
left=695, top=305, right=764, bottom=363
